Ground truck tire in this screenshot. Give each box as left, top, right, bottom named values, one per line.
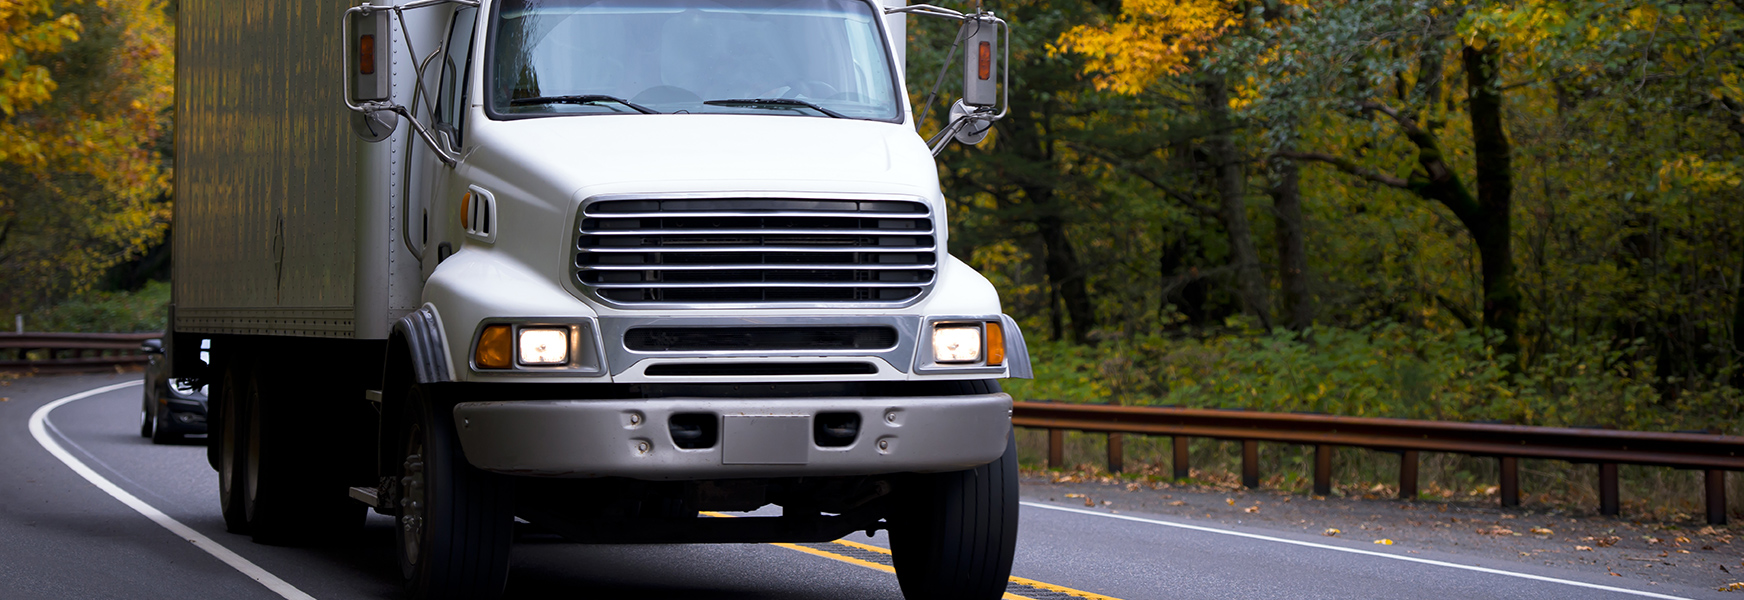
left=890, top=380, right=1017, bottom=600
left=243, top=365, right=366, bottom=545
left=215, top=362, right=251, bottom=534
left=396, top=384, right=514, bottom=599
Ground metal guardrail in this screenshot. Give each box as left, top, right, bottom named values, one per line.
left=0, top=332, right=159, bottom=374
left=1012, top=401, right=1741, bottom=525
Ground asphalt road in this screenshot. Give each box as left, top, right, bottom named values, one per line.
left=0, top=373, right=1731, bottom=599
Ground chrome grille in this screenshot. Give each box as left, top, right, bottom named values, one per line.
left=575, top=198, right=937, bottom=306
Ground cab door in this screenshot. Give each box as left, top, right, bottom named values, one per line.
left=407, top=5, right=479, bottom=282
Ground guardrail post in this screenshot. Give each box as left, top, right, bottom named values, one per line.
left=1313, top=445, right=1332, bottom=496
left=1706, top=469, right=1727, bottom=525
left=1106, top=432, right=1123, bottom=473
left=1047, top=429, right=1064, bottom=470
left=1599, top=463, right=1619, bottom=517
left=1399, top=450, right=1419, bottom=500
left=1172, top=437, right=1190, bottom=481
left=1241, top=440, right=1259, bottom=489
left=1499, top=457, right=1519, bottom=507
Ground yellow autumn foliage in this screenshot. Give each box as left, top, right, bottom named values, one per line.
left=1050, top=0, right=1241, bottom=94
left=0, top=0, right=173, bottom=310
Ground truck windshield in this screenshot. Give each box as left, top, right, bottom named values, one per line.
left=489, top=0, right=902, bottom=121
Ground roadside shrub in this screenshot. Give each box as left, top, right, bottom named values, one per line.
left=1004, top=324, right=1740, bottom=433
left=22, top=280, right=169, bottom=333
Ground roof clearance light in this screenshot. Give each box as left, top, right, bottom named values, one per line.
left=933, top=325, right=982, bottom=364
left=518, top=328, right=569, bottom=365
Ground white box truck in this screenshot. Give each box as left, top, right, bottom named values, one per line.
left=170, top=0, right=1023, bottom=597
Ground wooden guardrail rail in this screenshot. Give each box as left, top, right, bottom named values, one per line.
left=0, top=332, right=159, bottom=374
left=1012, top=401, right=1742, bottom=525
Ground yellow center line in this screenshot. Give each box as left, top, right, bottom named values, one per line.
left=702, top=512, right=1123, bottom=600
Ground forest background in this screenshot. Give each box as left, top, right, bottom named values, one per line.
left=1, top=0, right=1740, bottom=506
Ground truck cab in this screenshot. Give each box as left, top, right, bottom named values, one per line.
left=173, top=0, right=1022, bottom=598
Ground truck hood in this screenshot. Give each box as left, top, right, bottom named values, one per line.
left=467, top=114, right=941, bottom=199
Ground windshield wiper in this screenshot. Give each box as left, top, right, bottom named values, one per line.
left=702, top=98, right=846, bottom=119
left=508, top=94, right=660, bottom=114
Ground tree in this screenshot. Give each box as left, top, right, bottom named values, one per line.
left=0, top=0, right=172, bottom=313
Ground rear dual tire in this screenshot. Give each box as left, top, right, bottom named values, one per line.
left=213, top=360, right=363, bottom=542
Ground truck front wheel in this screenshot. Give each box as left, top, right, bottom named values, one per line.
left=889, top=380, right=1018, bottom=600
left=396, top=384, right=514, bottom=599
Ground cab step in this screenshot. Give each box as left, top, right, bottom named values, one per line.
left=348, top=486, right=381, bottom=507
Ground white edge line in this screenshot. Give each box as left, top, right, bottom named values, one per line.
left=29, top=380, right=316, bottom=600
left=1020, top=501, right=1694, bottom=600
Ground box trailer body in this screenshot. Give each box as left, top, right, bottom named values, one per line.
left=172, top=0, right=1025, bottom=597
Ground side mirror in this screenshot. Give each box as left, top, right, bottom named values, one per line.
left=141, top=339, right=164, bottom=354
left=958, top=16, right=1000, bottom=109
left=349, top=8, right=391, bottom=103
left=345, top=6, right=397, bottom=143
left=948, top=100, right=992, bottom=145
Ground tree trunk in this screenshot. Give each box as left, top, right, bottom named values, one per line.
left=1733, top=246, right=1744, bottom=384
left=1201, top=73, right=1272, bottom=330
left=1035, top=203, right=1097, bottom=344
left=1270, top=159, right=1312, bottom=330
left=1463, top=43, right=1522, bottom=361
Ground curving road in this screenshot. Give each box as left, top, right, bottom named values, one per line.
left=0, top=373, right=1728, bottom=599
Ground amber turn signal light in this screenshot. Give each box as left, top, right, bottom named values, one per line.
left=986, top=321, right=1005, bottom=366
left=475, top=324, right=513, bottom=369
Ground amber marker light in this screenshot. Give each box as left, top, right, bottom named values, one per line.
left=476, top=324, right=512, bottom=369
left=977, top=41, right=991, bottom=80
left=462, top=192, right=473, bottom=229
left=360, top=34, right=376, bottom=75
left=986, top=321, right=1005, bottom=366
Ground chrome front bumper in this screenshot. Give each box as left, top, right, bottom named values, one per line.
left=451, top=393, right=1012, bottom=479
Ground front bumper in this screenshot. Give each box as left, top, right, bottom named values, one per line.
left=452, top=393, right=1012, bottom=479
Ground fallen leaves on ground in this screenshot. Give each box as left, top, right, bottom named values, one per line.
left=1584, top=535, right=1621, bottom=547
left=1323, top=528, right=1340, bottom=536
left=1719, top=582, right=1744, bottom=592
left=1576, top=545, right=1594, bottom=551
left=1477, top=527, right=1517, bottom=536
left=1530, top=527, right=1554, bottom=535
left=1244, top=506, right=1260, bottom=513
left=1374, top=539, right=1393, bottom=545
left=1646, top=537, right=1664, bottom=545
left=1226, top=498, right=1235, bottom=505
left=1168, top=500, right=1187, bottom=506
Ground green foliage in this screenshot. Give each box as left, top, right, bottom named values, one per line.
left=1006, top=325, right=1740, bottom=432
left=23, top=278, right=168, bottom=333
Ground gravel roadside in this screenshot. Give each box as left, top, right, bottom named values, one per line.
left=1022, top=470, right=1744, bottom=594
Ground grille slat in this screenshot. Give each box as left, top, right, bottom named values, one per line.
left=575, top=198, right=938, bottom=306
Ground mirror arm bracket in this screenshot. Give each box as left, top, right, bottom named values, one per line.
left=344, top=1, right=470, bottom=166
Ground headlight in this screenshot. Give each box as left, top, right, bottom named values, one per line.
left=932, top=325, right=982, bottom=363
left=517, top=328, right=569, bottom=365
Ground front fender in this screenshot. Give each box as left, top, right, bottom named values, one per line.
left=422, top=249, right=605, bottom=383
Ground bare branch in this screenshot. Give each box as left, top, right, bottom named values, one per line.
left=1358, top=101, right=1427, bottom=136
left=1276, top=151, right=1411, bottom=189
